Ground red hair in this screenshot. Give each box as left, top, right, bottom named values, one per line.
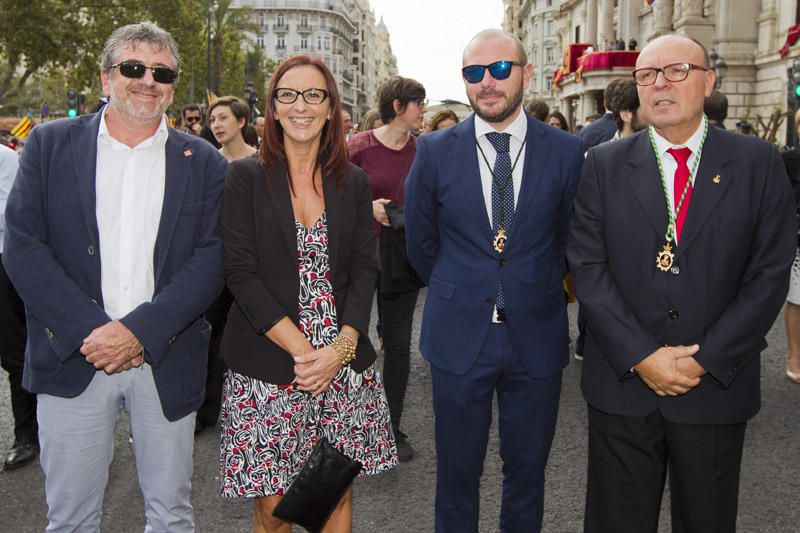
left=260, top=55, right=348, bottom=190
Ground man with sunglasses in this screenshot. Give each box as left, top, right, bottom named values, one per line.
left=568, top=34, right=795, bottom=532
left=3, top=22, right=226, bottom=532
left=405, top=29, right=583, bottom=532
left=181, top=103, right=203, bottom=135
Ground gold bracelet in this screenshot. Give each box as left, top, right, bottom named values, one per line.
left=331, top=335, right=357, bottom=366
left=338, top=329, right=358, bottom=347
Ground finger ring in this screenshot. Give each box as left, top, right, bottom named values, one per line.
left=316, top=381, right=321, bottom=388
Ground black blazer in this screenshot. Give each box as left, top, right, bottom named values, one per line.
left=220, top=157, right=378, bottom=384
left=568, top=126, right=796, bottom=424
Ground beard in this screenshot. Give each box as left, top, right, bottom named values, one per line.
left=468, top=83, right=523, bottom=124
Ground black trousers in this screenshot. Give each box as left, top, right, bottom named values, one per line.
left=585, top=405, right=746, bottom=533
left=378, top=288, right=419, bottom=430
left=197, top=287, right=233, bottom=426
left=0, top=255, right=36, bottom=441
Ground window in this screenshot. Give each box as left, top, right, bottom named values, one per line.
left=259, top=14, right=264, bottom=28
left=257, top=36, right=264, bottom=49
left=324, top=37, right=330, bottom=50
left=277, top=14, right=284, bottom=27
left=277, top=36, right=285, bottom=49
left=547, top=20, right=553, bottom=35
left=300, top=14, right=308, bottom=28
left=546, top=78, right=552, bottom=92
left=300, top=37, right=308, bottom=49
left=546, top=47, right=554, bottom=63
left=318, top=36, right=322, bottom=49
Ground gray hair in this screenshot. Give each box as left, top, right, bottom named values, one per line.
left=99, top=22, right=180, bottom=80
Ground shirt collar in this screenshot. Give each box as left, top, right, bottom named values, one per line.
left=474, top=107, right=527, bottom=144
left=651, top=115, right=707, bottom=157
left=98, top=109, right=170, bottom=149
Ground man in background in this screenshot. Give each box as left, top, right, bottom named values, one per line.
left=0, top=142, right=37, bottom=471
left=704, top=90, right=728, bottom=129
left=181, top=103, right=202, bottom=135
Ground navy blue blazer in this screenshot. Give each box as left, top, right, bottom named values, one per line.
left=568, top=127, right=796, bottom=424
left=404, top=113, right=584, bottom=377
left=3, top=112, right=227, bottom=421
left=577, top=111, right=617, bottom=152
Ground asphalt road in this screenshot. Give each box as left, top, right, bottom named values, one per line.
left=1, top=294, right=798, bottom=532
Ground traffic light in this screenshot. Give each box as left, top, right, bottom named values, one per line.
left=66, top=88, right=79, bottom=118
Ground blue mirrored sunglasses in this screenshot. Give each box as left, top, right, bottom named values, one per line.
left=462, top=61, right=524, bottom=84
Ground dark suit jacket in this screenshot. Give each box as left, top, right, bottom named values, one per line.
left=577, top=111, right=617, bottom=152
left=220, top=157, right=378, bottom=385
left=568, top=126, right=796, bottom=424
left=405, top=113, right=584, bottom=377
left=3, top=112, right=227, bottom=421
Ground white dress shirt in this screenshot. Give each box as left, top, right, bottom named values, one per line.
left=95, top=111, right=168, bottom=320
left=650, top=115, right=707, bottom=242
left=474, top=109, right=528, bottom=224
left=0, top=144, right=20, bottom=254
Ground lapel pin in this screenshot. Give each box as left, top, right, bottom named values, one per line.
left=712, top=174, right=721, bottom=184
left=183, top=149, right=193, bottom=157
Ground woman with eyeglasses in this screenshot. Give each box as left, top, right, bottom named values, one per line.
left=347, top=75, right=426, bottom=463
left=219, top=55, right=396, bottom=532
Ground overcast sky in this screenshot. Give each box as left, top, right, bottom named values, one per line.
left=369, top=0, right=504, bottom=103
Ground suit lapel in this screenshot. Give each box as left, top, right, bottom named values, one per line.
left=674, top=127, right=733, bottom=255
left=452, top=116, right=493, bottom=239
left=323, top=177, right=341, bottom=276
left=625, top=131, right=670, bottom=240
left=266, top=162, right=299, bottom=259
left=507, top=116, right=549, bottom=246
left=154, top=129, right=191, bottom=284
left=70, top=113, right=102, bottom=248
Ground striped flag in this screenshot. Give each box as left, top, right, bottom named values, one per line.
left=10, top=115, right=32, bottom=139
left=206, top=89, right=218, bottom=106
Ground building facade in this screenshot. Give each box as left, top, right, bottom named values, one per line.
left=232, top=0, right=398, bottom=120
left=516, top=0, right=562, bottom=108
left=505, top=0, right=800, bottom=142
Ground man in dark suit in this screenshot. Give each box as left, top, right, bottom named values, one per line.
left=3, top=22, right=226, bottom=531
left=568, top=34, right=796, bottom=532
left=576, top=79, right=622, bottom=151
left=405, top=29, right=583, bottom=532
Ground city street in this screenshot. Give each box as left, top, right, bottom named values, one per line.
left=1, top=295, right=798, bottom=532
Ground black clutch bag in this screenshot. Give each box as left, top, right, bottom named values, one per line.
left=272, top=436, right=363, bottom=532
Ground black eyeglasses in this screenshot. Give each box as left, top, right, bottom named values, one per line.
left=184, top=116, right=201, bottom=123
left=462, top=61, right=524, bottom=84
left=273, top=87, right=329, bottom=105
left=408, top=98, right=428, bottom=108
left=110, top=60, right=178, bottom=84
left=632, top=63, right=708, bottom=86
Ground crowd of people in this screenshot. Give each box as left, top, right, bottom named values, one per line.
left=0, top=19, right=798, bottom=533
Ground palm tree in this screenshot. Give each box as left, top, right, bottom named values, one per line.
left=208, top=0, right=256, bottom=94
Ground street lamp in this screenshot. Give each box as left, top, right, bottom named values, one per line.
left=709, top=49, right=728, bottom=90
left=206, top=1, right=218, bottom=94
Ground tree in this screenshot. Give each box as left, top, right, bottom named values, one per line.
left=208, top=0, right=256, bottom=94
left=0, top=0, right=86, bottom=106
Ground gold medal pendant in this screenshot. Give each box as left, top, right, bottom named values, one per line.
left=493, top=227, right=507, bottom=253
left=656, top=242, right=674, bottom=272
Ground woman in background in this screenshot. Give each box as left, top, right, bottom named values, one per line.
left=209, top=96, right=258, bottom=162
left=428, top=109, right=459, bottom=132
left=546, top=110, right=570, bottom=132
left=347, top=75, right=426, bottom=463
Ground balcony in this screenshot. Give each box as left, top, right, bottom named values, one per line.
left=297, top=24, right=313, bottom=33
left=273, top=23, right=289, bottom=32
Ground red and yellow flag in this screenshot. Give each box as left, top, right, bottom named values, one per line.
left=10, top=116, right=32, bottom=139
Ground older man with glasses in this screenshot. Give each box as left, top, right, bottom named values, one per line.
left=3, top=22, right=227, bottom=531
left=405, top=29, right=583, bottom=532
left=568, top=34, right=796, bottom=532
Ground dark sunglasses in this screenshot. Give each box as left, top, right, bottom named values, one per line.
left=111, top=60, right=178, bottom=84
left=184, top=116, right=201, bottom=123
left=462, top=61, right=524, bottom=84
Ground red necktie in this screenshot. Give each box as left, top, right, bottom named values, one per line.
left=667, top=147, right=693, bottom=241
